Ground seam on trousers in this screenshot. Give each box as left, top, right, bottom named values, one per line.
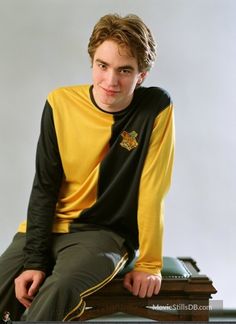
left=63, top=252, right=128, bottom=321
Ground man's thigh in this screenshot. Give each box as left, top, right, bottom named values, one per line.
left=26, top=230, right=128, bottom=321
left=0, top=233, right=25, bottom=286
left=0, top=233, right=25, bottom=316
left=52, top=229, right=128, bottom=286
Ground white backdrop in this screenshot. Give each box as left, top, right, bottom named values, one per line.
left=0, top=0, right=235, bottom=309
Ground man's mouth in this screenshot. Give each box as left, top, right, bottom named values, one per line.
left=102, top=87, right=120, bottom=96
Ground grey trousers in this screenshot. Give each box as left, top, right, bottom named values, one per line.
left=0, top=230, right=128, bottom=321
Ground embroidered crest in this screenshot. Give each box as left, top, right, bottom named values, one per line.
left=120, top=131, right=138, bottom=151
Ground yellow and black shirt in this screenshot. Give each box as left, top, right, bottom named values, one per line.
left=18, top=84, right=175, bottom=275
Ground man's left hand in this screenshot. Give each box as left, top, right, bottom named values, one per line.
left=123, top=270, right=161, bottom=298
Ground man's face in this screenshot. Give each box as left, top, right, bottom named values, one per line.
left=92, top=40, right=146, bottom=112
left=3, top=313, right=10, bottom=320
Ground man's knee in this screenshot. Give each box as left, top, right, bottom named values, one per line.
left=44, top=274, right=84, bottom=296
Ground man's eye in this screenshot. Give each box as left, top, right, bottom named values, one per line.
left=120, top=69, right=131, bottom=74
left=98, top=63, right=106, bottom=70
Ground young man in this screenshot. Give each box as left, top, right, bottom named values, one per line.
left=0, top=14, right=174, bottom=321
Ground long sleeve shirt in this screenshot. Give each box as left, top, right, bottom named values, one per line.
left=18, top=84, right=175, bottom=275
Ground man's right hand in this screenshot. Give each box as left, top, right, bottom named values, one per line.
left=14, top=270, right=46, bottom=308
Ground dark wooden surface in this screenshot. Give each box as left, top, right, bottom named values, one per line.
left=78, top=257, right=217, bottom=322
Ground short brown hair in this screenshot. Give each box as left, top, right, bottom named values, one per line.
left=88, top=14, right=157, bottom=72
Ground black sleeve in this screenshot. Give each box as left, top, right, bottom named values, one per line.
left=23, top=100, right=63, bottom=272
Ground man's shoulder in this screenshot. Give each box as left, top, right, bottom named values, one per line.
left=136, top=86, right=171, bottom=101
left=47, top=84, right=91, bottom=108
left=47, top=84, right=90, bottom=100
left=135, top=86, right=172, bottom=114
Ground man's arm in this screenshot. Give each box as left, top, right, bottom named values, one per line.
left=15, top=101, right=63, bottom=306
left=23, top=101, right=63, bottom=272
left=124, top=103, right=175, bottom=297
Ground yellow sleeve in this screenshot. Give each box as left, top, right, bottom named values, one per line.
left=134, top=104, right=175, bottom=275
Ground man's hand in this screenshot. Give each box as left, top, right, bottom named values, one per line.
left=15, top=270, right=46, bottom=308
left=123, top=270, right=161, bottom=298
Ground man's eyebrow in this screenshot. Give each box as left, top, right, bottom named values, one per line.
left=95, top=59, right=108, bottom=65
left=95, top=59, right=135, bottom=70
left=118, top=65, right=135, bottom=71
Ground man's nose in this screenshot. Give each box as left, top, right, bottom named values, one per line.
left=107, top=70, right=119, bottom=86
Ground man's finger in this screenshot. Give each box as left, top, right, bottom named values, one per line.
left=123, top=273, right=133, bottom=292
left=28, top=278, right=41, bottom=297
left=145, top=277, right=156, bottom=298
left=15, top=277, right=29, bottom=299
left=132, top=275, right=141, bottom=296
left=18, top=296, right=33, bottom=308
left=154, top=283, right=161, bottom=295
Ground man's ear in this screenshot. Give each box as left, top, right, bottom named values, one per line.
left=137, top=71, right=148, bottom=86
